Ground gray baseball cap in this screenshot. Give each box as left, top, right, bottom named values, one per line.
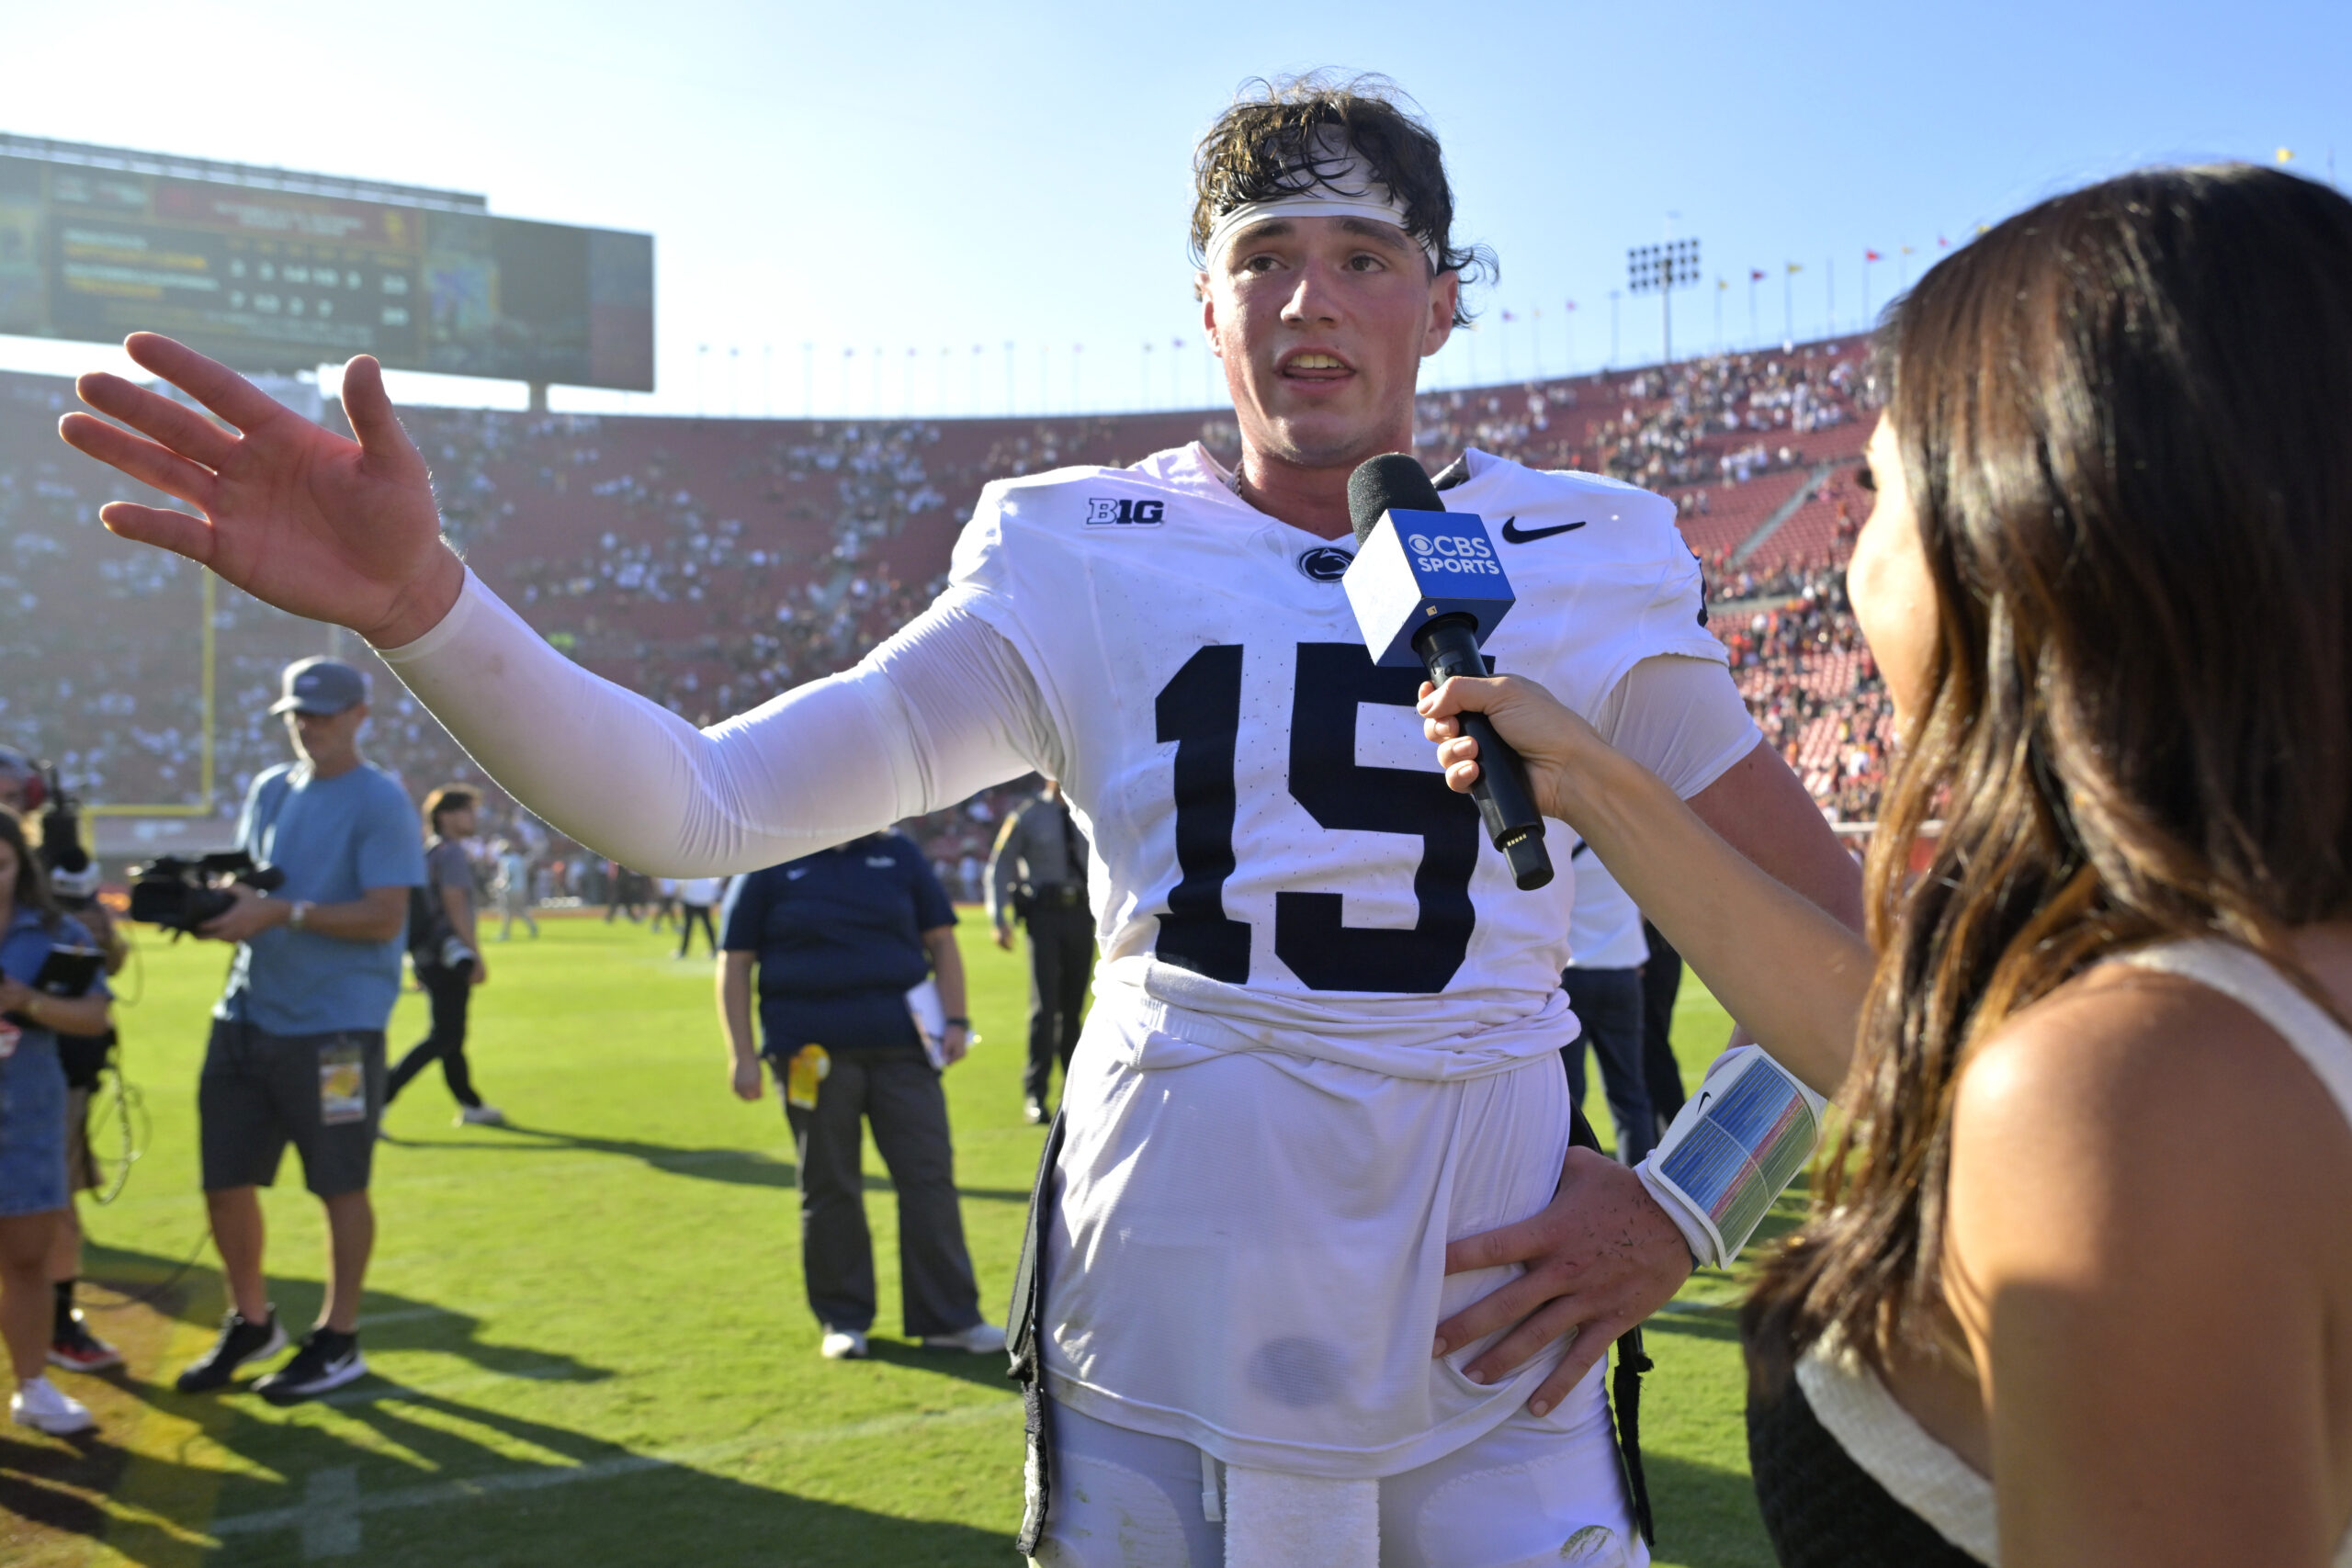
left=269, top=656, right=370, bottom=716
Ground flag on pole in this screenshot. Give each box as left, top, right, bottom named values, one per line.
left=1900, top=244, right=1916, bottom=255
left=1565, top=299, right=1578, bottom=311
left=1750, top=268, right=1767, bottom=281
left=1865, top=249, right=1883, bottom=262
left=1501, top=310, right=1517, bottom=321
left=2278, top=147, right=2295, bottom=164
left=1938, top=236, right=1950, bottom=248
left=1787, top=262, right=1803, bottom=274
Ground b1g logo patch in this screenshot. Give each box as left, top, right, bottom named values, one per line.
left=1085, top=498, right=1164, bottom=526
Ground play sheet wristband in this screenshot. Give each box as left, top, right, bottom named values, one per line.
left=1634, top=1043, right=1826, bottom=1269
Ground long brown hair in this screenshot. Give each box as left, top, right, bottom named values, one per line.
left=1747, top=164, right=2352, bottom=1382
left=0, top=808, right=62, bottom=931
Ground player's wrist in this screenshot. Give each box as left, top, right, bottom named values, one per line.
left=362, top=545, right=467, bottom=650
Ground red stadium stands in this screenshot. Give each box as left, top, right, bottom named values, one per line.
left=2, top=335, right=1886, bottom=867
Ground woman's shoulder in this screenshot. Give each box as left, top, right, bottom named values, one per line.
left=1948, top=948, right=2352, bottom=1306
left=1961, top=952, right=2349, bottom=1146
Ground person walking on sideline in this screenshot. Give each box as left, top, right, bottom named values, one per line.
left=493, top=837, right=537, bottom=941
left=986, top=781, right=1091, bottom=1124
left=676, top=874, right=722, bottom=959
left=717, top=831, right=1001, bottom=1361
left=387, top=785, right=502, bottom=1126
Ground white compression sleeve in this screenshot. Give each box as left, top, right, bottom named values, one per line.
left=376, top=571, right=1054, bottom=875
left=1590, top=653, right=1764, bottom=800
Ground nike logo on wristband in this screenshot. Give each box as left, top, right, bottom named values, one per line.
left=1498, top=517, right=1589, bottom=544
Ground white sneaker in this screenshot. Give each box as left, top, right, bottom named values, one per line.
left=819, top=1328, right=869, bottom=1360
left=457, top=1105, right=506, bottom=1126
left=922, top=1322, right=1007, bottom=1355
left=12, top=1376, right=96, bottom=1436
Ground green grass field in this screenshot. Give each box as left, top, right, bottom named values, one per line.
left=2, top=913, right=1796, bottom=1567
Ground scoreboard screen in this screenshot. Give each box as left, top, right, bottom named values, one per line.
left=0, top=152, right=653, bottom=390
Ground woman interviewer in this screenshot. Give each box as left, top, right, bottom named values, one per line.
left=0, top=809, right=115, bottom=1436
left=1421, top=164, right=2352, bottom=1567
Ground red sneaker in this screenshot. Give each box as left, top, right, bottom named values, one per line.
left=50, top=1313, right=125, bottom=1372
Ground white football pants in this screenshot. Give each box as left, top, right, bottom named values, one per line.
left=1030, top=1398, right=1646, bottom=1568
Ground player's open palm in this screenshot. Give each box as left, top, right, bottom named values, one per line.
left=58, top=333, right=462, bottom=649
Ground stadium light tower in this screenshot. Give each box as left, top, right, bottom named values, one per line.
left=1627, top=238, right=1701, bottom=367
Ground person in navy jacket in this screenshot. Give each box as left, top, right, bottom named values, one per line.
left=716, top=830, right=1001, bottom=1362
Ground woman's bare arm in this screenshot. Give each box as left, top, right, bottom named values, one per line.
left=1422, top=672, right=1871, bottom=1094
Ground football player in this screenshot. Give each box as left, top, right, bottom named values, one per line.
left=62, top=74, right=1858, bottom=1568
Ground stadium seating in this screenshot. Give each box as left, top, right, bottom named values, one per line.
left=1, top=335, right=1883, bottom=874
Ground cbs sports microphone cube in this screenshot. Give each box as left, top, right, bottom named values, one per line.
left=1344, top=508, right=1518, bottom=669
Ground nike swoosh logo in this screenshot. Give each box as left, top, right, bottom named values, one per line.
left=1498, top=516, right=1588, bottom=544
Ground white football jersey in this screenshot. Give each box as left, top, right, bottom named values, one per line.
left=948, top=442, right=1725, bottom=1076
left=944, top=442, right=1736, bottom=1480
left=1566, top=846, right=1650, bottom=970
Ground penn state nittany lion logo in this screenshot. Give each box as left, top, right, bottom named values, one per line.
left=1296, top=546, right=1352, bottom=581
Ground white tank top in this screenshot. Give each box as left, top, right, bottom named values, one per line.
left=1796, top=938, right=2352, bottom=1566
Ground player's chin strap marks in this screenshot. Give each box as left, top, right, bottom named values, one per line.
left=1634, top=1043, right=1827, bottom=1271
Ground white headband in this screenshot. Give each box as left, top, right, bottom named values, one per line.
left=1203, top=141, right=1442, bottom=272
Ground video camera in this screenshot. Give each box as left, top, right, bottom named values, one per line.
left=17, top=761, right=102, bottom=911
left=129, top=852, right=286, bottom=933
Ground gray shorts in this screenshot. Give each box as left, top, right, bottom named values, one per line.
left=200, top=1019, right=385, bottom=1198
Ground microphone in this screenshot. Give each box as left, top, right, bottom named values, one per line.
left=1341, top=454, right=1553, bottom=891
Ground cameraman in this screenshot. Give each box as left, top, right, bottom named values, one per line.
left=174, top=657, right=424, bottom=1405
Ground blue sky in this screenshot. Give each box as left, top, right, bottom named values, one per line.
left=6, top=0, right=2346, bottom=417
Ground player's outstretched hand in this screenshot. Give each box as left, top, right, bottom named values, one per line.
left=58, top=334, right=463, bottom=649
left=1418, top=673, right=1611, bottom=828
left=1433, top=1146, right=1693, bottom=1416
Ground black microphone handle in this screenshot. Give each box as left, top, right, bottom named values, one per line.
left=1412, top=618, right=1554, bottom=891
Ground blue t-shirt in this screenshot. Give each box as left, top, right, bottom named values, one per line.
left=216, top=761, right=425, bottom=1035
left=3, top=906, right=111, bottom=1043
left=718, top=832, right=956, bottom=1053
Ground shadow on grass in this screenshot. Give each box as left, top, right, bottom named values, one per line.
left=385, top=1121, right=1033, bottom=1202
left=26, top=1244, right=1017, bottom=1567
left=1646, top=1306, right=1744, bottom=1346
left=863, top=1337, right=1020, bottom=1393
left=79, top=1240, right=611, bottom=1387
left=1645, top=1450, right=1777, bottom=1568
left=103, top=1379, right=1015, bottom=1568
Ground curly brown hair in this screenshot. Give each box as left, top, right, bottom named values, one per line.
left=1190, top=72, right=1495, bottom=327
left=422, top=784, right=478, bottom=838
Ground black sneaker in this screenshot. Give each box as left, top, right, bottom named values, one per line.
left=175, top=1308, right=288, bottom=1393
left=50, top=1312, right=125, bottom=1372
left=254, top=1328, right=368, bottom=1405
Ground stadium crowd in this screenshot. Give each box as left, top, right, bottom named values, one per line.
left=2, top=336, right=1885, bottom=897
